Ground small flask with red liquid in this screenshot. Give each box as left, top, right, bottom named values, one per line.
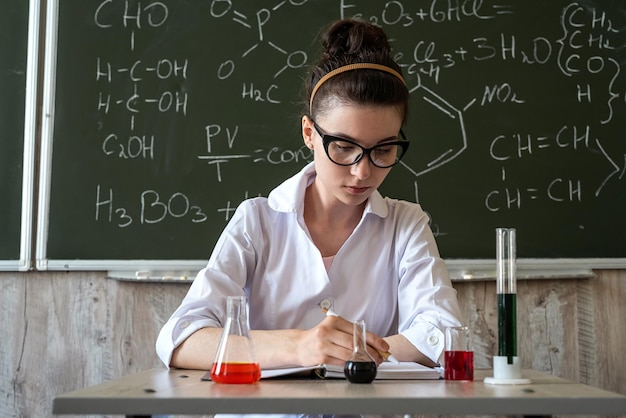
left=344, top=319, right=377, bottom=383
left=210, top=296, right=261, bottom=384
left=444, top=326, right=474, bottom=381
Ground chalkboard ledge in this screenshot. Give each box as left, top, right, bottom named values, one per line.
left=37, top=259, right=206, bottom=272
left=445, top=258, right=626, bottom=281
left=108, top=269, right=196, bottom=282
left=0, top=259, right=31, bottom=272
left=37, top=258, right=626, bottom=281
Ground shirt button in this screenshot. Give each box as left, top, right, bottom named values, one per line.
left=179, top=320, right=190, bottom=329
left=427, top=335, right=439, bottom=346
left=319, top=299, right=332, bottom=310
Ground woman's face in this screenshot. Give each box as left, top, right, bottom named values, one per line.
left=302, top=104, right=404, bottom=208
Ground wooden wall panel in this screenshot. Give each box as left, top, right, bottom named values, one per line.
left=589, top=270, right=626, bottom=394
left=106, top=280, right=191, bottom=378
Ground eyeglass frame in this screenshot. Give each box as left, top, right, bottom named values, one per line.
left=311, top=120, right=410, bottom=168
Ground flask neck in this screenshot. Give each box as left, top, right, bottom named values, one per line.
left=351, top=320, right=375, bottom=362
left=225, top=296, right=250, bottom=335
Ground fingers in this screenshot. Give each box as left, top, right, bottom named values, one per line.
left=319, top=315, right=355, bottom=363
left=365, top=329, right=390, bottom=356
left=294, top=316, right=351, bottom=366
left=321, top=316, right=386, bottom=365
left=321, top=309, right=390, bottom=361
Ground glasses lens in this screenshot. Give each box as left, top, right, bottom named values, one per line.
left=326, top=140, right=363, bottom=165
left=370, top=143, right=404, bottom=168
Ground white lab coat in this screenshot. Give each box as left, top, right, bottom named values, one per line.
left=156, top=162, right=462, bottom=367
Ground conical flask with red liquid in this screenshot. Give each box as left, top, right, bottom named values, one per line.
left=210, top=296, right=261, bottom=384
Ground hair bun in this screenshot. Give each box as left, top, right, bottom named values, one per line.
left=322, top=19, right=391, bottom=61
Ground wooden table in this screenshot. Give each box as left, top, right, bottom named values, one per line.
left=52, top=368, right=626, bottom=417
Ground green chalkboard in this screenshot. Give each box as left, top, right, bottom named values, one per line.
left=0, top=0, right=35, bottom=270
left=39, top=0, right=626, bottom=270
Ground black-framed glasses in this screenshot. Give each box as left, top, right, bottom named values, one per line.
left=312, top=121, right=409, bottom=168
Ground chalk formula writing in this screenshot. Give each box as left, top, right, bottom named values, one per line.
left=95, top=186, right=208, bottom=227
left=199, top=123, right=311, bottom=183
left=486, top=178, right=583, bottom=212
left=88, top=0, right=624, bottom=220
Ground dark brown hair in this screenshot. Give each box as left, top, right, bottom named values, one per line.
left=305, top=19, right=409, bottom=122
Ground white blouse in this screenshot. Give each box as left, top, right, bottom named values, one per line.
left=156, top=162, right=462, bottom=366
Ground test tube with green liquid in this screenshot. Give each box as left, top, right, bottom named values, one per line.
left=496, top=228, right=517, bottom=364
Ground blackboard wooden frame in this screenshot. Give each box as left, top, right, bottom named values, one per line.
left=0, top=0, right=39, bottom=271
left=36, top=0, right=626, bottom=276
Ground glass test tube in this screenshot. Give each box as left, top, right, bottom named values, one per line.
left=496, top=228, right=517, bottom=364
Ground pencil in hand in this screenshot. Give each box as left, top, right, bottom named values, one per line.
left=321, top=307, right=399, bottom=363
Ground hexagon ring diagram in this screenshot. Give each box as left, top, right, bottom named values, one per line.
left=400, top=83, right=467, bottom=178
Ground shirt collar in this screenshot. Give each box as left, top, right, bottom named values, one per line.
left=268, top=162, right=389, bottom=218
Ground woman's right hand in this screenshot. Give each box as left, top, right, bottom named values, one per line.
left=294, top=315, right=387, bottom=367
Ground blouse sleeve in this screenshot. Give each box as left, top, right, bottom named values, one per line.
left=394, top=203, right=463, bottom=365
left=155, top=199, right=260, bottom=367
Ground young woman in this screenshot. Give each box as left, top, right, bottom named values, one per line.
left=156, top=18, right=462, bottom=371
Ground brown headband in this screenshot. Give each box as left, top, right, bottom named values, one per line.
left=309, top=63, right=407, bottom=113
